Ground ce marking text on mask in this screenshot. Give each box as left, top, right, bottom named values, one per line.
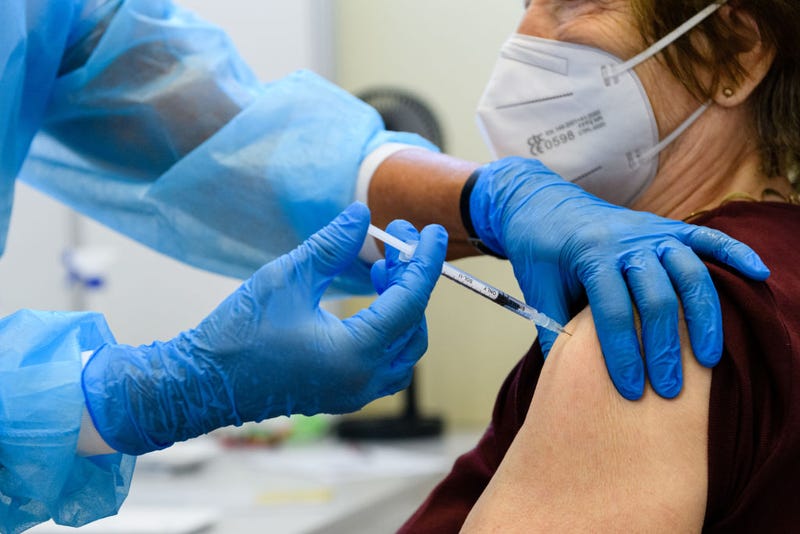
left=527, top=110, right=606, bottom=157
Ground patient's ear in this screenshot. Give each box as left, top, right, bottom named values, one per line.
left=712, top=5, right=775, bottom=108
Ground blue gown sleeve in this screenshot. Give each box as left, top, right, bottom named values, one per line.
left=0, top=310, right=134, bottom=533
left=18, top=0, right=438, bottom=294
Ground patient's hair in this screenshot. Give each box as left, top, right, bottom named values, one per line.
left=633, top=0, right=800, bottom=183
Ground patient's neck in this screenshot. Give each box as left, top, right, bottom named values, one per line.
left=630, top=106, right=790, bottom=219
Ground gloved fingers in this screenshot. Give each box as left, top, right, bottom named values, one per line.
left=378, top=371, right=416, bottom=398
left=622, top=252, right=682, bottom=399
left=384, top=219, right=421, bottom=269
left=369, top=220, right=420, bottom=295
left=372, top=326, right=427, bottom=398
left=661, top=244, right=723, bottom=368
left=390, top=322, right=428, bottom=368
left=516, top=263, right=572, bottom=357
left=370, top=260, right=389, bottom=295
left=384, top=322, right=424, bottom=357
left=537, top=329, right=557, bottom=358
left=296, top=201, right=371, bottom=279
left=683, top=225, right=770, bottom=281
left=582, top=266, right=645, bottom=400
left=350, top=223, right=447, bottom=349
left=246, top=203, right=370, bottom=302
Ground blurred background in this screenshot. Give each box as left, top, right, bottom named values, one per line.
left=9, top=1, right=540, bottom=532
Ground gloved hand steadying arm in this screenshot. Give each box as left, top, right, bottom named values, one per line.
left=468, top=157, right=770, bottom=400
left=82, top=203, right=447, bottom=455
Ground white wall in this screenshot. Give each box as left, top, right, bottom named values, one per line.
left=0, top=1, right=334, bottom=345
left=179, top=0, right=335, bottom=82
left=335, top=0, right=539, bottom=428
left=0, top=189, right=73, bottom=316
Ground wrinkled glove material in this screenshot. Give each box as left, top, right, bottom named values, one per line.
left=470, top=157, right=769, bottom=399
left=83, top=203, right=447, bottom=455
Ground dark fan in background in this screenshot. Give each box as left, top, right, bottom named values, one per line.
left=357, top=88, right=445, bottom=149
left=335, top=88, right=445, bottom=440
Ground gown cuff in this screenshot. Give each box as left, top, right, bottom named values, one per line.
left=77, top=351, right=116, bottom=456
left=356, top=143, right=430, bottom=263
left=0, top=310, right=134, bottom=531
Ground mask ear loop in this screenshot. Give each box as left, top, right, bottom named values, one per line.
left=636, top=102, right=710, bottom=166
left=603, top=0, right=728, bottom=84
left=609, top=1, right=726, bottom=167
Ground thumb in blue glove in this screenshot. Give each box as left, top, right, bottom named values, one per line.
left=370, top=219, right=432, bottom=296
left=469, top=157, right=769, bottom=400
left=82, top=202, right=448, bottom=455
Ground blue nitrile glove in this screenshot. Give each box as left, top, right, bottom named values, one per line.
left=468, top=157, right=770, bottom=400
left=82, top=203, right=448, bottom=455
left=370, top=220, right=430, bottom=297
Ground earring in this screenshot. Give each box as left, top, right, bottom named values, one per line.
left=722, top=87, right=735, bottom=98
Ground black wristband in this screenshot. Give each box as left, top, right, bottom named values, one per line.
left=459, top=167, right=507, bottom=259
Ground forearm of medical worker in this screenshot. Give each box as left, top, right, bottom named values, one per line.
left=365, top=149, right=769, bottom=400
left=20, top=0, right=436, bottom=295
left=81, top=204, right=446, bottom=455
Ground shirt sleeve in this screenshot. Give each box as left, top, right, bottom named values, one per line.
left=18, top=0, right=438, bottom=295
left=0, top=310, right=134, bottom=533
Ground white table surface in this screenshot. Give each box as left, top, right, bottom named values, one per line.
left=32, top=431, right=481, bottom=534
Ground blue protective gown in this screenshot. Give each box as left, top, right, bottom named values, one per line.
left=0, top=1, right=435, bottom=531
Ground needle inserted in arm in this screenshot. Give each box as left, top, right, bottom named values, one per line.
left=367, top=224, right=570, bottom=336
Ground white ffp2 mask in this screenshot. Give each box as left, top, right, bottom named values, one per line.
left=476, top=2, right=723, bottom=206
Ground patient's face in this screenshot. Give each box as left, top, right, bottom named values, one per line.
left=515, top=0, right=695, bottom=148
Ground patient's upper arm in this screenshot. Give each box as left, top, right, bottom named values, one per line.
left=462, top=307, right=711, bottom=533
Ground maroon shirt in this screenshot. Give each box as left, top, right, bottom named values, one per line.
left=400, top=202, right=800, bottom=532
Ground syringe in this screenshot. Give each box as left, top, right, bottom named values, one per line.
left=367, top=224, right=570, bottom=336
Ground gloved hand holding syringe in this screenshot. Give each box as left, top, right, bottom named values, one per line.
left=368, top=224, right=570, bottom=335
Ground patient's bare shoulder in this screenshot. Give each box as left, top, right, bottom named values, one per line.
left=462, top=307, right=711, bottom=533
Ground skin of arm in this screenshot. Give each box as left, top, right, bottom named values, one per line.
left=368, top=148, right=480, bottom=260
left=461, top=307, right=711, bottom=533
